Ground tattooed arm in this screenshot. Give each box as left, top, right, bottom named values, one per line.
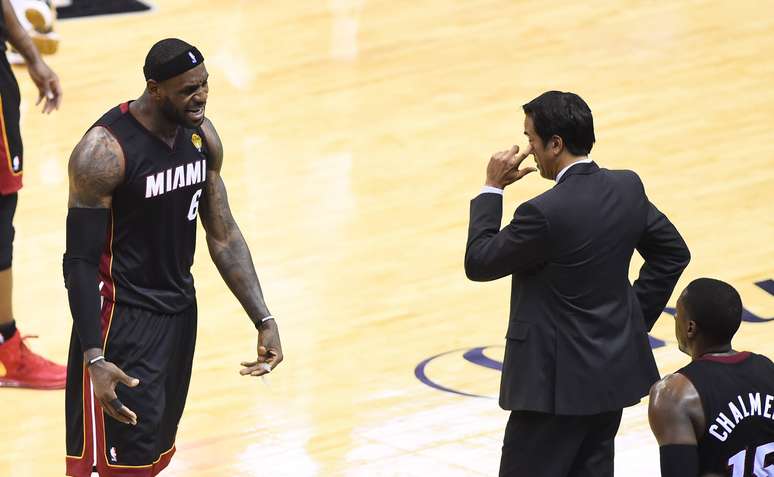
left=67, top=127, right=124, bottom=208
left=198, top=118, right=283, bottom=376
left=65, top=127, right=139, bottom=425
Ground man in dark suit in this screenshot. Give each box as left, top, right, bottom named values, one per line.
left=465, top=91, right=691, bottom=477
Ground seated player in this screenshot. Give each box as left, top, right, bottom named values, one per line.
left=648, top=278, right=774, bottom=477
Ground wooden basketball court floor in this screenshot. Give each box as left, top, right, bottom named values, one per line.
left=1, top=0, right=772, bottom=475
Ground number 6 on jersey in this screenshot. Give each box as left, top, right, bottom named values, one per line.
left=188, top=188, right=203, bottom=221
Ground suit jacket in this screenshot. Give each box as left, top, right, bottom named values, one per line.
left=465, top=162, right=690, bottom=415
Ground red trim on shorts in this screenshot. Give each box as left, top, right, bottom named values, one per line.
left=0, top=92, right=22, bottom=195
left=96, top=449, right=176, bottom=476
left=96, top=405, right=176, bottom=477
left=65, top=365, right=97, bottom=477
left=698, top=351, right=751, bottom=364
left=66, top=299, right=116, bottom=476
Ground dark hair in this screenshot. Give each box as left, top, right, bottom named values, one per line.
left=144, top=38, right=195, bottom=76
left=682, top=278, right=743, bottom=345
left=522, top=91, right=595, bottom=156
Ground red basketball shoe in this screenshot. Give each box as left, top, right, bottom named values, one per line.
left=0, top=330, right=66, bottom=389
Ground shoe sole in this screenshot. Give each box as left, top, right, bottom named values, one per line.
left=0, top=378, right=66, bottom=390
left=25, top=6, right=54, bottom=32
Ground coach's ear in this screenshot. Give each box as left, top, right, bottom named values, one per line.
left=549, top=135, right=563, bottom=156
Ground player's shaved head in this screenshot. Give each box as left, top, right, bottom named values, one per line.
left=680, top=278, right=742, bottom=346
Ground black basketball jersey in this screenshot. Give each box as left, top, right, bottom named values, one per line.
left=92, top=102, right=208, bottom=314
left=0, top=8, right=7, bottom=52
left=677, top=352, right=774, bottom=477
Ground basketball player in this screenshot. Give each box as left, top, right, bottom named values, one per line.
left=63, top=38, right=283, bottom=477
left=649, top=278, right=774, bottom=477
left=0, top=0, right=64, bottom=389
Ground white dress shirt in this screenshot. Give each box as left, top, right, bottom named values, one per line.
left=554, top=157, right=592, bottom=183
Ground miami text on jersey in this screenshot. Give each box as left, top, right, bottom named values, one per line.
left=145, top=159, right=207, bottom=198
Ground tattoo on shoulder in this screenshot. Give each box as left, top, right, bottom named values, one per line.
left=67, top=127, right=125, bottom=208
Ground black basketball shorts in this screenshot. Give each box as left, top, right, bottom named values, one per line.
left=0, top=192, right=17, bottom=270
left=65, top=300, right=197, bottom=477
left=0, top=53, right=23, bottom=195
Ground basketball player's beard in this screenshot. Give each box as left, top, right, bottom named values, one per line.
left=161, top=97, right=204, bottom=129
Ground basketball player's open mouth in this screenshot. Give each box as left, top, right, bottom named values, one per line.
left=187, top=106, right=204, bottom=121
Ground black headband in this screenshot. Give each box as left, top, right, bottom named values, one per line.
left=143, top=47, right=205, bottom=82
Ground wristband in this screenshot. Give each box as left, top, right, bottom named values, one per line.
left=254, top=315, right=275, bottom=330
left=86, top=355, right=105, bottom=368
left=659, top=444, right=698, bottom=477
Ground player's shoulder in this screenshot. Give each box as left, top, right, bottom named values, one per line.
left=77, top=125, right=122, bottom=156
left=649, top=372, right=699, bottom=413
left=198, top=117, right=223, bottom=158
left=750, top=351, right=774, bottom=366
left=93, top=103, right=130, bottom=129
left=68, top=125, right=126, bottom=206
left=649, top=372, right=706, bottom=444
left=70, top=126, right=125, bottom=180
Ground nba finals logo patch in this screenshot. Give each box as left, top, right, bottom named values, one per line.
left=191, top=133, right=202, bottom=152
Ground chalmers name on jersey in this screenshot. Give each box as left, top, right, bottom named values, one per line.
left=92, top=102, right=208, bottom=314
left=677, top=352, right=774, bottom=476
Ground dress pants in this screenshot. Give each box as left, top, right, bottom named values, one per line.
left=499, top=409, right=623, bottom=477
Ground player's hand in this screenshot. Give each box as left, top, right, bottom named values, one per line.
left=240, top=319, right=283, bottom=377
left=26, top=58, right=62, bottom=114
left=88, top=359, right=140, bottom=425
left=485, top=144, right=536, bottom=189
